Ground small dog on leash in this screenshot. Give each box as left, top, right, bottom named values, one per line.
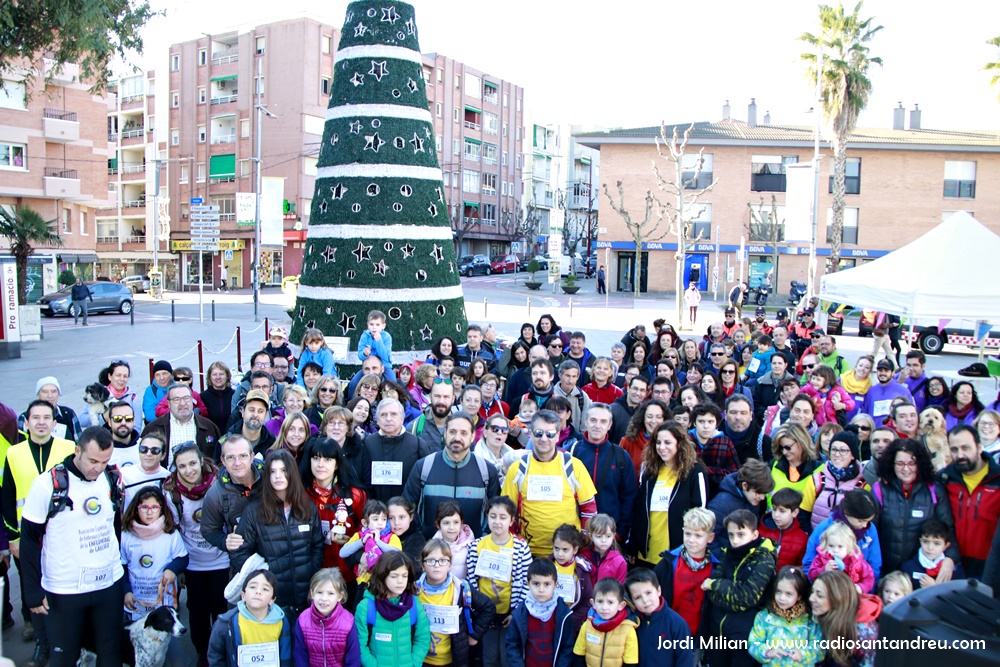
left=82, top=382, right=110, bottom=427
left=129, top=606, right=187, bottom=667
left=920, top=407, right=951, bottom=471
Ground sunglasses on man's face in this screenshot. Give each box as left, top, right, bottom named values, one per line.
left=174, top=376, right=191, bottom=382
left=110, top=415, right=135, bottom=424
left=433, top=378, right=453, bottom=385
left=138, top=446, right=163, bottom=455
left=532, top=429, right=559, bottom=439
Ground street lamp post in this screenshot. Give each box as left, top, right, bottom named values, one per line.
left=807, top=48, right=824, bottom=302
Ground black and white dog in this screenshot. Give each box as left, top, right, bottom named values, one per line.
left=128, top=606, right=187, bottom=667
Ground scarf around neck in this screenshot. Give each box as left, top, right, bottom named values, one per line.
left=131, top=515, right=166, bottom=540
left=770, top=600, right=808, bottom=622
left=680, top=547, right=710, bottom=571
left=375, top=592, right=415, bottom=622
left=588, top=606, right=629, bottom=631
left=948, top=402, right=975, bottom=420
left=107, top=384, right=130, bottom=400
left=417, top=572, right=453, bottom=596
left=175, top=471, right=216, bottom=501
left=524, top=590, right=558, bottom=622
left=840, top=372, right=871, bottom=395
left=827, top=459, right=860, bottom=483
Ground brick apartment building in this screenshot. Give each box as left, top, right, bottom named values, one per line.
left=421, top=53, right=525, bottom=257
left=96, top=71, right=171, bottom=285
left=166, top=18, right=339, bottom=290
left=578, top=101, right=1000, bottom=295
left=0, top=58, right=110, bottom=301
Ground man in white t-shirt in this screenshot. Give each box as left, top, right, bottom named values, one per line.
left=19, top=426, right=125, bottom=667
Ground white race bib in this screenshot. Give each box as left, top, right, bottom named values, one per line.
left=474, top=549, right=513, bottom=582
left=238, top=641, right=279, bottom=667
left=52, top=423, right=68, bottom=440
left=555, top=573, right=575, bottom=604
left=424, top=603, right=461, bottom=635
left=371, top=461, right=403, bottom=486
left=873, top=399, right=892, bottom=417
left=78, top=563, right=114, bottom=592
left=650, top=481, right=673, bottom=513
left=526, top=475, right=563, bottom=502
left=748, top=358, right=761, bottom=373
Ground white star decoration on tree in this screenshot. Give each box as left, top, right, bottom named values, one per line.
left=331, top=183, right=347, bottom=199
left=322, top=246, right=336, bottom=263
left=405, top=18, right=415, bottom=35
left=318, top=200, right=328, bottom=214
left=428, top=203, right=438, bottom=217
left=349, top=121, right=362, bottom=134
left=409, top=132, right=425, bottom=153
left=350, top=72, right=364, bottom=87
left=354, top=22, right=367, bottom=37
left=373, top=259, right=387, bottom=276
left=406, top=78, right=418, bottom=93
left=338, top=313, right=357, bottom=335
left=430, top=244, right=444, bottom=264
left=401, top=243, right=415, bottom=258
left=420, top=324, right=434, bottom=341
left=381, top=6, right=400, bottom=24
left=434, top=187, right=443, bottom=202
left=352, top=241, right=373, bottom=263
left=369, top=61, right=388, bottom=82
left=364, top=133, right=385, bottom=152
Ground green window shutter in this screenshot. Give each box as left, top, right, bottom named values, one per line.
left=465, top=137, right=482, bottom=145
left=210, top=74, right=238, bottom=83
left=464, top=105, right=481, bottom=114
left=209, top=154, right=236, bottom=177
left=463, top=201, right=480, bottom=208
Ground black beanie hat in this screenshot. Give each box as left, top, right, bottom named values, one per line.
left=152, top=360, right=173, bottom=375
left=830, top=427, right=860, bottom=461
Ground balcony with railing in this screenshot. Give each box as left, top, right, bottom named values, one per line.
left=211, top=91, right=238, bottom=105
left=211, top=132, right=236, bottom=145
left=483, top=92, right=498, bottom=105
left=120, top=162, right=145, bottom=180
left=121, top=93, right=145, bottom=109
left=43, top=167, right=80, bottom=198
left=212, top=49, right=239, bottom=65
left=42, top=109, right=80, bottom=143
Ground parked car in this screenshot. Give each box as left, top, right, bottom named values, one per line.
left=458, top=254, right=492, bottom=277
left=122, top=274, right=151, bottom=293
left=38, top=281, right=134, bottom=317
left=586, top=254, right=597, bottom=277
left=490, top=254, right=518, bottom=274
left=520, top=255, right=548, bottom=271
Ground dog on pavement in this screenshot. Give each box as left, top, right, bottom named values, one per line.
left=128, top=606, right=187, bottom=667
left=920, top=407, right=951, bottom=471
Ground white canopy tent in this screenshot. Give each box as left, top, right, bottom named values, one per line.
left=819, top=210, right=1000, bottom=321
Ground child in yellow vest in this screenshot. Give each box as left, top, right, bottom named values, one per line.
left=572, top=578, right=639, bottom=667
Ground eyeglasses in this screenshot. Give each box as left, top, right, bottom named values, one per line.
left=980, top=421, right=999, bottom=430
left=327, top=420, right=348, bottom=429
left=532, top=429, right=559, bottom=439
left=894, top=460, right=917, bottom=469
left=780, top=444, right=795, bottom=452
left=138, top=446, right=163, bottom=455
left=721, top=369, right=736, bottom=375
left=433, top=378, right=453, bottom=385
left=137, top=505, right=162, bottom=513
left=223, top=453, right=252, bottom=463
left=810, top=333, right=822, bottom=338
left=857, top=425, right=872, bottom=431
left=710, top=352, right=725, bottom=357
left=488, top=425, right=510, bottom=434
left=802, top=364, right=815, bottom=370
left=110, top=415, right=135, bottom=424
left=174, top=376, right=191, bottom=382
left=169, top=396, right=193, bottom=404
left=319, top=387, right=337, bottom=393
left=359, top=384, right=378, bottom=391
left=481, top=382, right=497, bottom=390
left=548, top=343, right=563, bottom=349
left=829, top=447, right=852, bottom=455
left=253, top=362, right=272, bottom=369
left=423, top=558, right=451, bottom=567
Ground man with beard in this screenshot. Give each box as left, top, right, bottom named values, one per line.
left=769, top=325, right=797, bottom=369
left=227, top=371, right=280, bottom=429
left=504, top=344, right=548, bottom=405
left=699, top=323, right=728, bottom=362
left=553, top=362, right=591, bottom=432
left=142, top=383, right=221, bottom=464
left=408, top=377, right=455, bottom=455
left=722, top=395, right=770, bottom=462
left=861, top=359, right=913, bottom=423
left=201, top=434, right=263, bottom=557
left=403, top=411, right=500, bottom=538
left=609, top=376, right=649, bottom=444
left=508, top=358, right=557, bottom=419
left=753, top=307, right=773, bottom=336
left=861, top=427, right=896, bottom=484
left=106, top=400, right=141, bottom=468
left=940, top=425, right=1000, bottom=579
left=219, top=389, right=274, bottom=459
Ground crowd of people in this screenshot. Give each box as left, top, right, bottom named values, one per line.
left=1, top=307, right=999, bottom=667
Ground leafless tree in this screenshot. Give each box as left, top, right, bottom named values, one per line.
left=747, top=194, right=784, bottom=291
left=500, top=204, right=541, bottom=256
left=451, top=204, right=479, bottom=251
left=602, top=180, right=661, bottom=299
left=652, top=122, right=718, bottom=325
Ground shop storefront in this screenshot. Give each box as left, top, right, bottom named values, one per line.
left=171, top=239, right=246, bottom=290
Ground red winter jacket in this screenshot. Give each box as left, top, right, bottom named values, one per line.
left=939, top=456, right=1000, bottom=578
left=582, top=382, right=623, bottom=405
left=757, top=514, right=809, bottom=571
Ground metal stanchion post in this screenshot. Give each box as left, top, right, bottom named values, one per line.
left=171, top=300, right=175, bottom=323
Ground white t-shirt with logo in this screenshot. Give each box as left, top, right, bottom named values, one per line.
left=120, top=529, right=188, bottom=621
left=110, top=444, right=141, bottom=470
left=21, top=467, right=125, bottom=595
left=122, top=466, right=169, bottom=509
left=167, top=492, right=229, bottom=572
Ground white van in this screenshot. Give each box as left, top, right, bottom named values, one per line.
left=900, top=318, right=1000, bottom=355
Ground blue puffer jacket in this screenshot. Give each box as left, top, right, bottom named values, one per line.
left=207, top=605, right=292, bottom=667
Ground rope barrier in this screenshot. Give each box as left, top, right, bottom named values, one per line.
left=166, top=343, right=201, bottom=364
left=202, top=328, right=239, bottom=356
left=244, top=320, right=268, bottom=333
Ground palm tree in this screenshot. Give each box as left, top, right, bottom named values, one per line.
left=800, top=2, right=882, bottom=272
left=0, top=205, right=62, bottom=304
left=986, top=36, right=1000, bottom=100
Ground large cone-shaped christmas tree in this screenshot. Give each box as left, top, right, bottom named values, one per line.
left=291, top=0, right=467, bottom=365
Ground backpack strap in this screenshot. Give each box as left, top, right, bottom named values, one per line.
left=46, top=464, right=72, bottom=521
left=416, top=453, right=437, bottom=520
left=871, top=480, right=882, bottom=505
left=105, top=464, right=125, bottom=515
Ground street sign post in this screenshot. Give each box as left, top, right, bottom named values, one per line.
left=188, top=203, right=220, bottom=323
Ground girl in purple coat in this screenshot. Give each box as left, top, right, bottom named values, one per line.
left=293, top=569, right=362, bottom=667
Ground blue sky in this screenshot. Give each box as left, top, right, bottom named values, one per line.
left=137, top=0, right=1000, bottom=131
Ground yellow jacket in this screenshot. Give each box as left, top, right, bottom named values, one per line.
left=2, top=437, right=76, bottom=529
left=572, top=612, right=639, bottom=667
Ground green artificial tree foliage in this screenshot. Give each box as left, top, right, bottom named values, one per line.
left=291, top=0, right=467, bottom=368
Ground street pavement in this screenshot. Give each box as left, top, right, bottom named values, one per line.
left=0, top=275, right=995, bottom=665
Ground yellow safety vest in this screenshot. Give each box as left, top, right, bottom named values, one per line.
left=4, top=438, right=76, bottom=525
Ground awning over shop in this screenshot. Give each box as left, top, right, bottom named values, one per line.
left=59, top=253, right=99, bottom=264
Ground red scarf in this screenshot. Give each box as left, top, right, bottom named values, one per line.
left=175, top=471, right=216, bottom=501
left=949, top=402, right=975, bottom=420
